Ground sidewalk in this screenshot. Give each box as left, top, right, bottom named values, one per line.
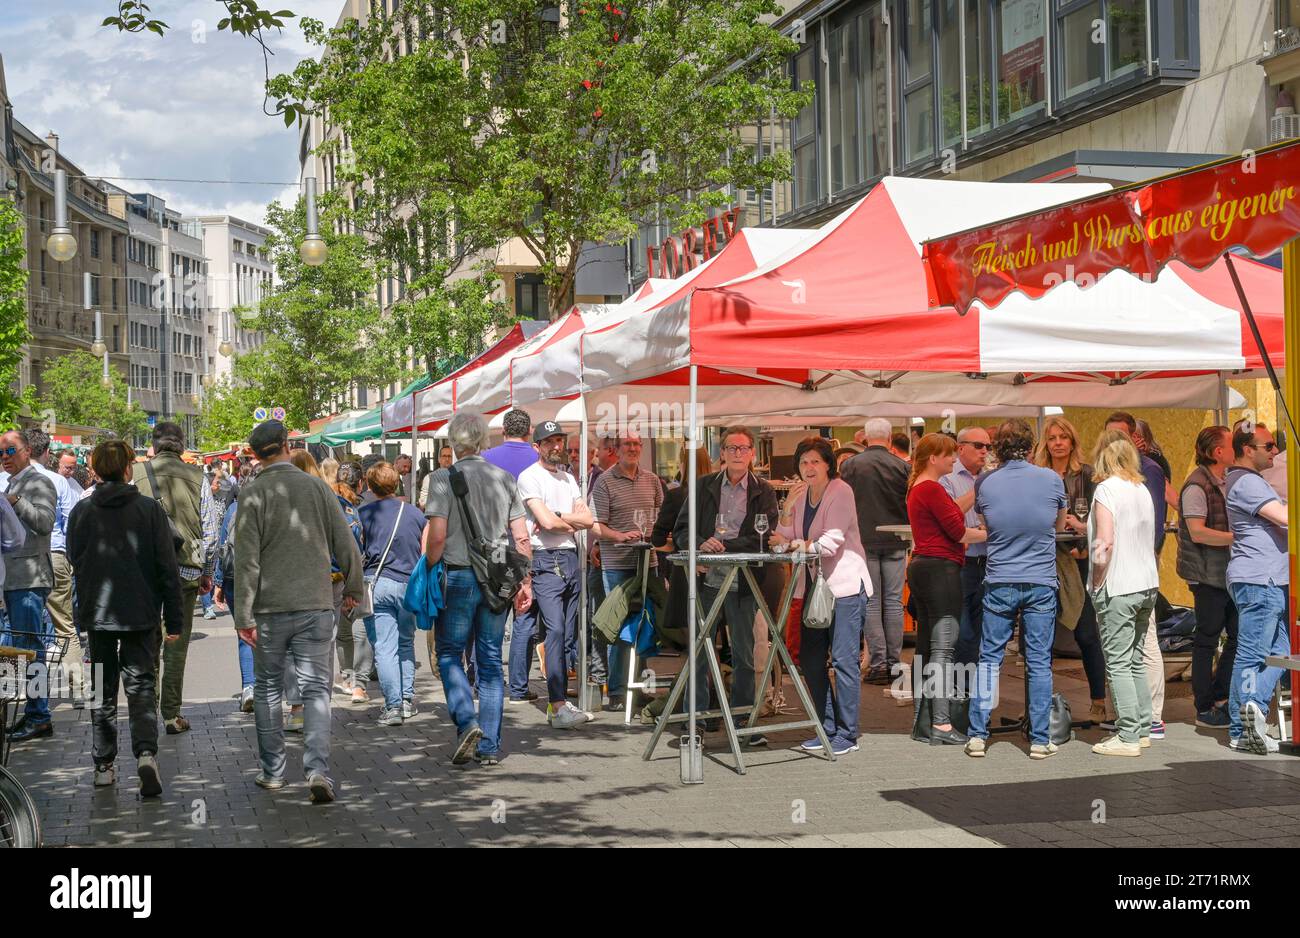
left=10, top=616, right=1300, bottom=848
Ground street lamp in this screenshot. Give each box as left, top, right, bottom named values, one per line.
left=299, top=177, right=327, bottom=267
left=201, top=371, right=214, bottom=389
left=85, top=273, right=106, bottom=357
left=100, top=352, right=112, bottom=389
left=47, top=169, right=77, bottom=262
left=219, top=311, right=233, bottom=358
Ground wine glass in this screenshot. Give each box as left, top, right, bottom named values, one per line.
left=632, top=508, right=647, bottom=542
left=753, top=512, right=769, bottom=554
left=1073, top=497, right=1089, bottom=521
left=715, top=513, right=732, bottom=541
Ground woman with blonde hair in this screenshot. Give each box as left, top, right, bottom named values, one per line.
left=904, top=433, right=986, bottom=745
left=1087, top=430, right=1159, bottom=756
left=319, top=457, right=339, bottom=487
left=1033, top=415, right=1108, bottom=722
left=290, top=448, right=323, bottom=479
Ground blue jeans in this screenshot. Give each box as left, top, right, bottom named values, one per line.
left=954, top=556, right=986, bottom=666
left=799, top=587, right=866, bottom=745
left=253, top=607, right=333, bottom=780
left=364, top=575, right=417, bottom=710
left=3, top=588, right=52, bottom=723
left=436, top=569, right=507, bottom=756
left=969, top=582, right=1056, bottom=744
left=533, top=549, right=580, bottom=704
left=507, top=601, right=538, bottom=700
left=1227, top=582, right=1290, bottom=740
left=602, top=568, right=636, bottom=696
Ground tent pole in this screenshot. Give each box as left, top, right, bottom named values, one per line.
left=1216, top=371, right=1230, bottom=427
left=683, top=365, right=703, bottom=784
left=577, top=394, right=595, bottom=713
left=1224, top=254, right=1298, bottom=442
left=1283, top=241, right=1300, bottom=748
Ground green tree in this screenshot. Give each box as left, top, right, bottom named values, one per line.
left=36, top=351, right=149, bottom=442
left=195, top=352, right=270, bottom=450
left=237, top=198, right=399, bottom=430
left=271, top=0, right=809, bottom=319
left=0, top=200, right=33, bottom=425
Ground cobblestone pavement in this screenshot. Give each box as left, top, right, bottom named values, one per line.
left=10, top=611, right=1300, bottom=848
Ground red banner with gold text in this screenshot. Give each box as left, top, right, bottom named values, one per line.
left=924, top=140, right=1300, bottom=313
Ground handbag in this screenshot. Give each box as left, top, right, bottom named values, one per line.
left=350, top=502, right=403, bottom=621
left=801, top=552, right=835, bottom=630
left=1022, top=691, right=1074, bottom=745
left=449, top=465, right=530, bottom=614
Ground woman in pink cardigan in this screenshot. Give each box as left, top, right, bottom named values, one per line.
left=770, top=437, right=873, bottom=756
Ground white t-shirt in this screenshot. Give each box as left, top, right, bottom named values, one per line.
left=518, top=461, right=580, bottom=551
left=1089, top=476, right=1159, bottom=596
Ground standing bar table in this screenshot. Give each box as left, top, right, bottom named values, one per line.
left=642, top=550, right=835, bottom=774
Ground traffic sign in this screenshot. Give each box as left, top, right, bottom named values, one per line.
left=146, top=415, right=157, bottom=427
left=271, top=407, right=286, bottom=421
left=253, top=407, right=268, bottom=422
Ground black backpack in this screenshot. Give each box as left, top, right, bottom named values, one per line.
left=448, top=465, right=530, bottom=614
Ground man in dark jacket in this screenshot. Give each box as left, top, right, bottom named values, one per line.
left=67, top=440, right=183, bottom=798
left=839, top=417, right=910, bottom=684
left=674, top=426, right=777, bottom=742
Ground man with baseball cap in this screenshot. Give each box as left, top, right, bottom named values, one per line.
left=515, top=420, right=595, bottom=728
left=234, top=420, right=365, bottom=802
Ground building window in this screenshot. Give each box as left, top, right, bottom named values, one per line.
left=89, top=274, right=101, bottom=307
left=90, top=229, right=101, bottom=259
left=791, top=45, right=821, bottom=206
left=994, top=0, right=1048, bottom=127
left=515, top=274, right=548, bottom=320
left=901, top=0, right=935, bottom=164
left=1056, top=0, right=1148, bottom=103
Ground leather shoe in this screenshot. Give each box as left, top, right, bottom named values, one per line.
left=9, top=720, right=53, bottom=743
left=929, top=726, right=970, bottom=746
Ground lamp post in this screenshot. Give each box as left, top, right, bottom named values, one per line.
left=85, top=272, right=106, bottom=358
left=299, top=177, right=327, bottom=267
left=219, top=309, right=233, bottom=358
left=46, top=168, right=77, bottom=262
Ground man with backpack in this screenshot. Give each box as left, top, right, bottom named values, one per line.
left=424, top=412, right=531, bottom=765
left=135, top=422, right=218, bottom=735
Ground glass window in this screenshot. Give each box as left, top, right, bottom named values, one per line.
left=995, top=0, right=1047, bottom=126
left=1108, top=0, right=1146, bottom=79
left=966, top=0, right=993, bottom=137
left=863, top=9, right=888, bottom=178
left=938, top=0, right=962, bottom=148
left=791, top=46, right=819, bottom=206
left=905, top=0, right=933, bottom=82
left=1061, top=2, right=1104, bottom=98
left=905, top=86, right=935, bottom=162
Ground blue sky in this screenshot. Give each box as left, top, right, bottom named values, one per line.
left=0, top=0, right=346, bottom=225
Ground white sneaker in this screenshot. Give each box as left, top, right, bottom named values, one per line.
left=1241, top=702, right=1279, bottom=754
left=548, top=702, right=591, bottom=729
left=239, top=685, right=254, bottom=713
left=401, top=699, right=417, bottom=719
left=1029, top=742, right=1059, bottom=760
left=203, top=606, right=217, bottom=620
left=94, top=764, right=116, bottom=787
left=137, top=754, right=162, bottom=798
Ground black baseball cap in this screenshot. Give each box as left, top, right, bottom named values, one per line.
left=248, top=420, right=288, bottom=458
left=533, top=420, right=565, bottom=443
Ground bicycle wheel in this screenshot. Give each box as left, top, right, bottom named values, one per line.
left=0, top=766, right=41, bottom=848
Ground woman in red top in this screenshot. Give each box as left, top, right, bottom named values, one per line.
left=906, top=433, right=986, bottom=746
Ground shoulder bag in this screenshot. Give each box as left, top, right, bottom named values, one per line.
left=351, top=502, right=404, bottom=620
left=801, top=551, right=835, bottom=630
left=448, top=465, right=530, bottom=614
left=142, top=460, right=187, bottom=558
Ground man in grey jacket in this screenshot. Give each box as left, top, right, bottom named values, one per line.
left=1, top=429, right=58, bottom=742
left=234, top=421, right=364, bottom=803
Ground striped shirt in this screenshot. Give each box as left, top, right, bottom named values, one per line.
left=590, top=463, right=663, bottom=570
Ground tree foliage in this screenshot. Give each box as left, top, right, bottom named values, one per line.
left=235, top=198, right=399, bottom=430
left=271, top=0, right=808, bottom=318
left=0, top=200, right=33, bottom=425
left=196, top=353, right=271, bottom=450
left=36, top=351, right=149, bottom=442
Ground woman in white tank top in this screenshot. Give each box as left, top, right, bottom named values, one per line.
left=1086, top=432, right=1159, bottom=756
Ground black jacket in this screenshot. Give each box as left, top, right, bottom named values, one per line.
left=66, top=482, right=184, bottom=634
left=839, top=445, right=910, bottom=551
left=673, top=470, right=778, bottom=599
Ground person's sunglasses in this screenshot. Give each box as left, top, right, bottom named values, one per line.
left=1261, top=441, right=1278, bottom=452
left=1, top=446, right=17, bottom=457
left=963, top=441, right=991, bottom=450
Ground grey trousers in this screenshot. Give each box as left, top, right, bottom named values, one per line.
left=253, top=608, right=333, bottom=780
left=863, top=549, right=907, bottom=674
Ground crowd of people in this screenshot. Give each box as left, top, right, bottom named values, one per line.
left=0, top=403, right=1290, bottom=802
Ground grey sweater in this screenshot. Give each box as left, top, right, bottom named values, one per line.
left=232, top=461, right=364, bottom=630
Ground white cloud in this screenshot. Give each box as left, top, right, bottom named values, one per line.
left=2, top=0, right=343, bottom=228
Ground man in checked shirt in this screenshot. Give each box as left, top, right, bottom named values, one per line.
left=135, top=422, right=218, bottom=735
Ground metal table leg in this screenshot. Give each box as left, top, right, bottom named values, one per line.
left=741, top=564, right=836, bottom=760
left=641, top=568, right=734, bottom=761
left=624, top=547, right=652, bottom=724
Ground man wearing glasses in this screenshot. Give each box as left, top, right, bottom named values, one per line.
left=591, top=432, right=663, bottom=710
left=940, top=427, right=991, bottom=667
left=1, top=430, right=58, bottom=743
left=1224, top=424, right=1290, bottom=755
left=673, top=426, right=778, bottom=744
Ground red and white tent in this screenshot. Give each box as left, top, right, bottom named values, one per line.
left=567, top=176, right=1283, bottom=419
